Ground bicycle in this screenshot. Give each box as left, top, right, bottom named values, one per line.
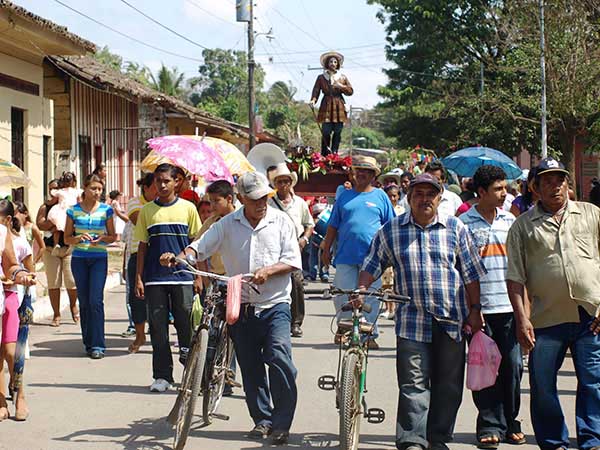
left=306, top=286, right=410, bottom=450
left=165, top=255, right=255, bottom=450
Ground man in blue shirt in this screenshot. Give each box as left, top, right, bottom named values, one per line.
left=321, top=156, right=395, bottom=348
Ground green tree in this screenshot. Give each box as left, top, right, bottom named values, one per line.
left=123, top=61, right=151, bottom=86
left=149, top=64, right=186, bottom=98
left=94, top=46, right=122, bottom=71
left=189, top=49, right=266, bottom=124
left=369, top=0, right=600, bottom=178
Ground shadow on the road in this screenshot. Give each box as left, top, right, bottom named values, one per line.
left=187, top=429, right=393, bottom=449
left=521, top=388, right=576, bottom=396
left=30, top=382, right=177, bottom=396
left=31, top=338, right=135, bottom=358
left=55, top=416, right=173, bottom=450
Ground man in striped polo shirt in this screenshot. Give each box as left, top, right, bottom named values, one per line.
left=135, top=163, right=202, bottom=393
left=460, top=165, right=524, bottom=448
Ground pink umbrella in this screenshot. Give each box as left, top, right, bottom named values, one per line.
left=145, top=135, right=234, bottom=184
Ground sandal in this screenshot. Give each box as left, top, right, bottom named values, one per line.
left=0, top=395, right=9, bottom=421
left=50, top=317, right=60, bottom=327
left=70, top=306, right=80, bottom=324
left=477, top=435, right=500, bottom=449
left=506, top=421, right=527, bottom=445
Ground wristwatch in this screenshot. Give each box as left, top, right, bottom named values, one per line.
left=470, top=303, right=482, bottom=312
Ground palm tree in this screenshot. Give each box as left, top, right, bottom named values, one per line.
left=149, top=64, right=186, bottom=98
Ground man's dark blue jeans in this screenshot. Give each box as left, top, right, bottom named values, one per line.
left=229, top=302, right=298, bottom=432
left=472, top=313, right=523, bottom=440
left=529, top=307, right=600, bottom=450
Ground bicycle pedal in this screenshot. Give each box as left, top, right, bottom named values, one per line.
left=365, top=407, right=385, bottom=424
left=210, top=412, right=230, bottom=421
left=318, top=375, right=336, bottom=391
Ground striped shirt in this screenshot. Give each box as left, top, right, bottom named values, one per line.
left=361, top=212, right=487, bottom=343
left=460, top=206, right=515, bottom=314
left=135, top=197, right=201, bottom=285
left=67, top=203, right=114, bottom=258
left=127, top=195, right=147, bottom=254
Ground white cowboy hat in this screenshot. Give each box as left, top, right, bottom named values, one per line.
left=268, top=162, right=298, bottom=188
left=320, top=51, right=344, bottom=69
left=378, top=171, right=402, bottom=186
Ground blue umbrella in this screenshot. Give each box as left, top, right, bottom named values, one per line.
left=441, top=146, right=522, bottom=179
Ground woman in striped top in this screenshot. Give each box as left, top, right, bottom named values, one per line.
left=64, top=174, right=116, bottom=359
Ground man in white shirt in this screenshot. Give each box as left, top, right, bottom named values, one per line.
left=400, top=161, right=462, bottom=217
left=268, top=163, right=314, bottom=338
left=160, top=171, right=302, bottom=446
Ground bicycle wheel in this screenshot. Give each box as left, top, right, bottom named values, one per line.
left=173, top=327, right=209, bottom=450
left=202, top=323, right=232, bottom=425
left=339, top=351, right=363, bottom=450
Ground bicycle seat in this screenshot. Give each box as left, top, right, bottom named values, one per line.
left=338, top=319, right=374, bottom=334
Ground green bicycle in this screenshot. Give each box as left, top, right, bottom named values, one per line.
left=309, top=286, right=409, bottom=450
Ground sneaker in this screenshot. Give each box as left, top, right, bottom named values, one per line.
left=150, top=378, right=172, bottom=393
left=291, top=324, right=303, bottom=338
left=247, top=423, right=272, bottom=439
left=89, top=350, right=104, bottom=360
left=121, top=328, right=136, bottom=337
left=271, top=430, right=289, bottom=445
left=320, top=275, right=330, bottom=283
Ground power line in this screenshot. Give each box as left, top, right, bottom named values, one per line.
left=184, top=0, right=241, bottom=27
left=118, top=0, right=209, bottom=50
left=52, top=0, right=204, bottom=62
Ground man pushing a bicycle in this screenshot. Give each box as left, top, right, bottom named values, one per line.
left=356, top=173, right=487, bottom=450
left=160, top=171, right=302, bottom=446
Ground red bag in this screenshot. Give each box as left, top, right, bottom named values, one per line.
left=226, top=274, right=243, bottom=325
left=466, top=331, right=502, bottom=391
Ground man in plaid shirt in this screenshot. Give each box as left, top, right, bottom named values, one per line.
left=358, top=173, right=487, bottom=450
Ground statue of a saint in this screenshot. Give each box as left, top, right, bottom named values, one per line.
left=310, top=51, right=353, bottom=156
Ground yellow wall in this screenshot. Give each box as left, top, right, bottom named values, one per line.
left=0, top=52, right=53, bottom=213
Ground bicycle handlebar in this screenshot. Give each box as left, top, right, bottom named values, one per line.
left=170, top=256, right=260, bottom=294
left=308, top=286, right=411, bottom=303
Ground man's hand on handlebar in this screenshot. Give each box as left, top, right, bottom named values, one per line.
left=160, top=252, right=177, bottom=268
left=349, top=288, right=365, bottom=310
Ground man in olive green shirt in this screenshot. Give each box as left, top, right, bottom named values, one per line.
left=506, top=158, right=600, bottom=450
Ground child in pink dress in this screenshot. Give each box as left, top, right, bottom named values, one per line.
left=47, top=172, right=81, bottom=254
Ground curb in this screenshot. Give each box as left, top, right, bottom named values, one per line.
left=32, top=271, right=123, bottom=323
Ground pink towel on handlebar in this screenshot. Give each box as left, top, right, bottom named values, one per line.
left=226, top=274, right=243, bottom=325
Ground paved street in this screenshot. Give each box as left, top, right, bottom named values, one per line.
left=1, top=284, right=578, bottom=450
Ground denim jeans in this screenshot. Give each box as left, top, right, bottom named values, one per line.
left=145, top=284, right=193, bottom=383
left=472, top=313, right=523, bottom=440
left=529, top=307, right=600, bottom=450
left=395, top=319, right=465, bottom=449
left=127, top=255, right=146, bottom=324
left=71, top=256, right=108, bottom=353
left=333, top=263, right=381, bottom=339
left=308, top=239, right=329, bottom=280
left=229, top=302, right=298, bottom=431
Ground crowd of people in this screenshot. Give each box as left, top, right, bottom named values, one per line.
left=0, top=153, right=599, bottom=450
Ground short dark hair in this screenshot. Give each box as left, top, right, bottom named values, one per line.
left=60, top=171, right=77, bottom=187
left=400, top=172, right=414, bottom=181
left=154, top=163, right=180, bottom=179
left=473, top=165, right=507, bottom=192
left=206, top=180, right=234, bottom=198
left=109, top=190, right=121, bottom=200
left=137, top=172, right=155, bottom=188
left=0, top=199, right=19, bottom=232
left=93, top=163, right=105, bottom=173
left=425, top=161, right=447, bottom=182
left=384, top=184, right=400, bottom=194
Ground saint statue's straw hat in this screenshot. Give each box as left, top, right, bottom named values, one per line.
left=320, top=51, right=344, bottom=69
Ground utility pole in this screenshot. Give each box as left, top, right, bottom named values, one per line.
left=539, top=0, right=548, bottom=158
left=247, top=1, right=256, bottom=149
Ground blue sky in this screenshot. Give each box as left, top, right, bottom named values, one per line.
left=17, top=0, right=392, bottom=108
